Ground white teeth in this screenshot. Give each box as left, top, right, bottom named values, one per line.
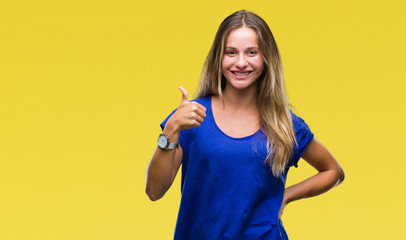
left=233, top=72, right=250, bottom=76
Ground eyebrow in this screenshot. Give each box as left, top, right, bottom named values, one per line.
left=225, top=46, right=260, bottom=50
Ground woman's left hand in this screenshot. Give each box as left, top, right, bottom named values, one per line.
left=278, top=138, right=345, bottom=221
left=278, top=201, right=286, bottom=221
left=278, top=191, right=290, bottom=221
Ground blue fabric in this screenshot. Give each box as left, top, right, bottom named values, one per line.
left=160, top=96, right=314, bottom=240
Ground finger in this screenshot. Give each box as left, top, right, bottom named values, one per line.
left=190, top=102, right=207, bottom=112
left=196, top=103, right=206, bottom=112
left=178, top=86, right=189, bottom=104
left=195, top=114, right=205, bottom=124
left=279, top=203, right=286, bottom=220
left=195, top=108, right=207, bottom=119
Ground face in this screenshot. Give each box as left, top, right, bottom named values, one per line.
left=222, top=27, right=264, bottom=91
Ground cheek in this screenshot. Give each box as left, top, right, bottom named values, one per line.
left=253, top=63, right=264, bottom=79
left=254, top=59, right=264, bottom=72
left=254, top=57, right=264, bottom=68
left=221, top=63, right=226, bottom=75
left=221, top=57, right=232, bottom=73
left=222, top=57, right=230, bottom=67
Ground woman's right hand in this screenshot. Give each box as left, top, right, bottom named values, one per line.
left=146, top=87, right=206, bottom=201
left=165, top=87, right=207, bottom=134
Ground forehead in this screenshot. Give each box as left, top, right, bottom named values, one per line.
left=225, top=27, right=259, bottom=47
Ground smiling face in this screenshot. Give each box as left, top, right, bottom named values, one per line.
left=222, top=26, right=264, bottom=92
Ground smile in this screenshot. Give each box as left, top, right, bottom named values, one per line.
left=232, top=71, right=252, bottom=76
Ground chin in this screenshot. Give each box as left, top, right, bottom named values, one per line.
left=228, top=81, right=256, bottom=91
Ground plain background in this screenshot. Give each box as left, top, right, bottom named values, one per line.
left=1, top=0, right=405, bottom=239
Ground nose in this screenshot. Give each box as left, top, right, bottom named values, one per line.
left=236, top=55, right=248, bottom=69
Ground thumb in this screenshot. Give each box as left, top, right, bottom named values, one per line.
left=179, top=86, right=189, bottom=104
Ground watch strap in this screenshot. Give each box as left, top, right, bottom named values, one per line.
left=167, top=141, right=179, bottom=150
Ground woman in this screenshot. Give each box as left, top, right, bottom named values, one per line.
left=146, top=10, right=344, bottom=240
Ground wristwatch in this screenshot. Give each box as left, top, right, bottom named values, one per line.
left=157, top=133, right=179, bottom=150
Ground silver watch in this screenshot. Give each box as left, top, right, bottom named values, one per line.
left=157, top=134, right=179, bottom=150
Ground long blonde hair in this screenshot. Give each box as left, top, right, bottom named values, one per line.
left=196, top=10, right=296, bottom=176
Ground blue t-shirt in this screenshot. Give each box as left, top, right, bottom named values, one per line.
left=161, top=96, right=314, bottom=240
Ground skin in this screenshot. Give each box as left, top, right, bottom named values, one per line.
left=278, top=138, right=344, bottom=220
left=146, top=26, right=345, bottom=222
left=213, top=27, right=264, bottom=138
left=145, top=87, right=205, bottom=201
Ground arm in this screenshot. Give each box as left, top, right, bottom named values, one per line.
left=279, top=138, right=345, bottom=219
left=145, top=87, right=206, bottom=201
left=145, top=132, right=183, bottom=201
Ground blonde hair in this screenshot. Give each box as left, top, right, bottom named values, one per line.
left=196, top=10, right=296, bottom=176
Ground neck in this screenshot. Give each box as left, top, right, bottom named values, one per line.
left=220, top=83, right=258, bottom=112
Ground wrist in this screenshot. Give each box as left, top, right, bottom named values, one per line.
left=163, top=119, right=181, bottom=142
left=283, top=187, right=294, bottom=204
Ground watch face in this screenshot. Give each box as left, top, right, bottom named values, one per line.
left=158, top=135, right=168, bottom=148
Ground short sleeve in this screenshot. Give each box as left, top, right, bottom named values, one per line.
left=160, top=109, right=176, bottom=131
left=288, top=112, right=315, bottom=168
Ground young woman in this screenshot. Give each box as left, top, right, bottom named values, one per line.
left=146, top=10, right=344, bottom=240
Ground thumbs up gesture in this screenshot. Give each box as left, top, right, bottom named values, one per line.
left=179, top=86, right=190, bottom=106
left=166, top=87, right=207, bottom=132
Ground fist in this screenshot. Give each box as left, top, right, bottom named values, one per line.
left=170, top=87, right=207, bottom=131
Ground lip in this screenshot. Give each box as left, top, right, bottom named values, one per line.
left=231, top=70, right=253, bottom=79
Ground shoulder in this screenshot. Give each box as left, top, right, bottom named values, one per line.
left=289, top=110, right=314, bottom=150
left=191, top=96, right=212, bottom=108
left=290, top=111, right=311, bottom=134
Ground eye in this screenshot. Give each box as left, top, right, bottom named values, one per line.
left=248, top=50, right=258, bottom=55
left=225, top=51, right=236, bottom=56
